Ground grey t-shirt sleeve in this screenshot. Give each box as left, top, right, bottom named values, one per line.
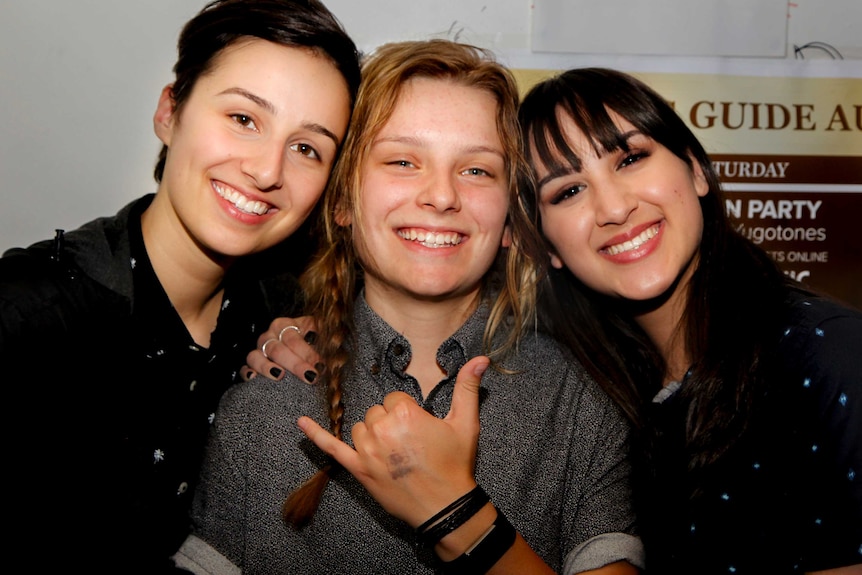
left=559, top=367, right=645, bottom=571
left=564, top=532, right=645, bottom=573
left=173, top=534, right=240, bottom=575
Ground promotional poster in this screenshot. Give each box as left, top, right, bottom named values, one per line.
left=515, top=70, right=862, bottom=309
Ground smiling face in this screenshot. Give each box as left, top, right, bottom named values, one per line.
left=532, top=108, right=708, bottom=305
left=350, top=77, right=509, bottom=307
left=152, top=38, right=351, bottom=259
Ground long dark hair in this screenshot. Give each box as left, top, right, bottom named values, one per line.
left=518, top=67, right=796, bottom=483
left=153, top=0, right=361, bottom=183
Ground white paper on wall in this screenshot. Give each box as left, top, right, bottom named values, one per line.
left=531, top=0, right=789, bottom=57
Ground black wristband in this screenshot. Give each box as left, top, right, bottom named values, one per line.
left=440, top=508, right=517, bottom=575
left=416, top=485, right=483, bottom=534
left=417, top=486, right=490, bottom=548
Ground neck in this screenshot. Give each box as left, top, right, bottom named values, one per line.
left=141, top=196, right=232, bottom=347
left=364, top=281, right=481, bottom=397
left=630, top=271, right=694, bottom=388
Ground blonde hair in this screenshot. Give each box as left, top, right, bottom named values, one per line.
left=283, top=39, right=544, bottom=527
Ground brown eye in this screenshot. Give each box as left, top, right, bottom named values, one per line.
left=619, top=152, right=647, bottom=169
left=230, top=114, right=258, bottom=131
left=550, top=184, right=586, bottom=206
left=290, top=143, right=320, bottom=160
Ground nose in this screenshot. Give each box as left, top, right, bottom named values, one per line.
left=417, top=172, right=461, bottom=213
left=592, top=181, right=637, bottom=226
left=242, top=141, right=285, bottom=191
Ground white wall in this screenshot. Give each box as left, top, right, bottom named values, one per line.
left=2, top=0, right=860, bottom=252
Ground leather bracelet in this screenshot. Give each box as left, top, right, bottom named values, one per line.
left=417, top=486, right=490, bottom=548
left=416, top=485, right=483, bottom=534
left=440, top=508, right=516, bottom=575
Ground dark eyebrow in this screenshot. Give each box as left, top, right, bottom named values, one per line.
left=537, top=165, right=576, bottom=189
left=219, top=87, right=276, bottom=114
left=218, top=87, right=342, bottom=146
left=305, top=123, right=342, bottom=147
left=535, top=129, right=644, bottom=189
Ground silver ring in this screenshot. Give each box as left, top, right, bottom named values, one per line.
left=278, top=325, right=302, bottom=342
left=261, top=338, right=279, bottom=360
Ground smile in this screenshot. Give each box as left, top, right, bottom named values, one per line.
left=214, top=182, right=270, bottom=215
left=605, top=224, right=659, bottom=255
left=397, top=228, right=463, bottom=248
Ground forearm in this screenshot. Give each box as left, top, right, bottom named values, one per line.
left=434, top=502, right=640, bottom=575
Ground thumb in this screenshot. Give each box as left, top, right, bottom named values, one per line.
left=446, top=355, right=490, bottom=425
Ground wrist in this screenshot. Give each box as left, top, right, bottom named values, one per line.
left=439, top=507, right=517, bottom=574
left=433, top=502, right=497, bottom=561
left=416, top=485, right=490, bottom=550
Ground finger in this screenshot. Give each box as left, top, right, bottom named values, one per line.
left=381, top=391, right=418, bottom=413
left=253, top=317, right=308, bottom=350
left=276, top=321, right=322, bottom=372
left=248, top=337, right=322, bottom=384
left=297, top=415, right=360, bottom=471
left=240, top=365, right=257, bottom=382
left=245, top=347, right=285, bottom=381
left=292, top=316, right=320, bottom=342
left=363, top=404, right=389, bottom=426
left=446, top=355, right=489, bottom=424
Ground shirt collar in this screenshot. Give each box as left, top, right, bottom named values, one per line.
left=352, top=292, right=490, bottom=381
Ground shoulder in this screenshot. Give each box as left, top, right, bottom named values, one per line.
left=209, top=376, right=328, bottom=465
left=771, top=291, right=862, bottom=436
left=783, top=289, right=862, bottom=330
left=216, top=375, right=325, bottom=426
left=0, top=244, right=126, bottom=338
left=777, top=291, right=862, bottom=379
left=0, top=195, right=147, bottom=294
left=495, top=330, right=623, bottom=420
left=511, top=330, right=605, bottom=387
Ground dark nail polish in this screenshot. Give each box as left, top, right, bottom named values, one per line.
left=269, top=367, right=283, bottom=378
left=304, top=370, right=317, bottom=383
left=245, top=370, right=254, bottom=380
left=304, top=331, right=318, bottom=345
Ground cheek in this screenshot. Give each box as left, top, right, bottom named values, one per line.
left=291, top=168, right=330, bottom=202
left=688, top=203, right=706, bottom=247
left=171, top=123, right=230, bottom=171
left=362, top=171, right=409, bottom=210
left=540, top=208, right=585, bottom=253
left=473, top=189, right=510, bottom=233
left=540, top=209, right=596, bottom=272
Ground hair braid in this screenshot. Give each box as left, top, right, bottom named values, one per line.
left=282, top=238, right=356, bottom=527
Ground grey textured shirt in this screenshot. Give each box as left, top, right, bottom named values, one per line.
left=177, top=295, right=643, bottom=574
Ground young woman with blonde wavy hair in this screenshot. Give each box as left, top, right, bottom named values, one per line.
left=176, top=40, right=643, bottom=575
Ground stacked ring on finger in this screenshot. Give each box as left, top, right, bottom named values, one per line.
left=278, top=325, right=302, bottom=342
left=261, top=338, right=279, bottom=360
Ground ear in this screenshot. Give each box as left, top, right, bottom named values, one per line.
left=500, top=225, right=512, bottom=248
left=549, top=251, right=564, bottom=269
left=690, top=154, right=710, bottom=198
left=153, top=85, right=176, bottom=146
left=334, top=202, right=352, bottom=227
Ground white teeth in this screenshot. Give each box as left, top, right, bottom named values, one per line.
left=214, top=183, right=269, bottom=215
left=606, top=224, right=659, bottom=255
left=397, top=228, right=463, bottom=248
